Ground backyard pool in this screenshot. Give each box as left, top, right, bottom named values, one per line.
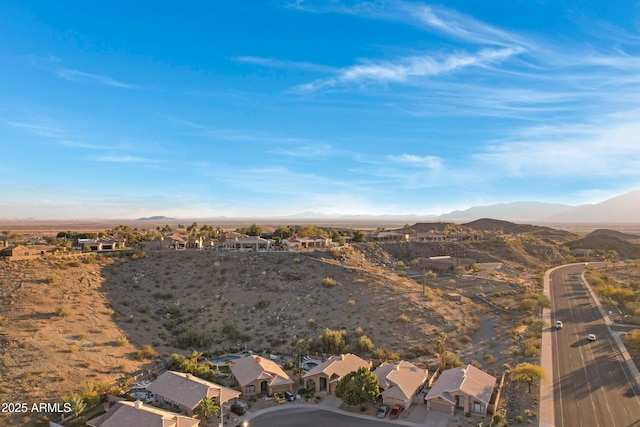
left=211, top=354, right=242, bottom=365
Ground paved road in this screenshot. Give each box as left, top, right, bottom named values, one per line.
left=245, top=406, right=406, bottom=427
left=549, top=264, right=640, bottom=427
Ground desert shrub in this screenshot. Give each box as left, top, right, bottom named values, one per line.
left=307, top=318, right=316, bottom=327
left=318, top=328, right=347, bottom=354
left=221, top=322, right=240, bottom=340
left=515, top=415, right=523, bottom=423
left=354, top=326, right=364, bottom=336
left=348, top=299, right=356, bottom=306
left=130, top=249, right=147, bottom=260
left=66, top=261, right=81, bottom=268
left=45, top=275, right=59, bottom=284
left=625, top=329, right=640, bottom=345
left=254, top=299, right=270, bottom=309
left=354, top=335, right=374, bottom=353
left=56, top=305, right=72, bottom=317
left=135, top=344, right=158, bottom=361
left=153, top=291, right=174, bottom=300
left=103, top=308, right=115, bottom=315
left=328, top=248, right=342, bottom=259
left=321, top=277, right=338, bottom=288
left=82, top=255, right=96, bottom=264
left=114, top=336, right=129, bottom=347
left=175, top=328, right=214, bottom=349
left=397, top=314, right=411, bottom=324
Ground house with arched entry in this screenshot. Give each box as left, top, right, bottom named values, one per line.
left=229, top=355, right=293, bottom=396
left=302, top=353, right=371, bottom=395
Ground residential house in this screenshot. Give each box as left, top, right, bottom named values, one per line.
left=364, top=231, right=409, bottom=242
left=373, top=361, right=429, bottom=409
left=229, top=355, right=293, bottom=396
left=146, top=371, right=240, bottom=416
left=0, top=245, right=57, bottom=260
left=302, top=353, right=371, bottom=395
left=143, top=234, right=187, bottom=251
left=412, top=232, right=447, bottom=242
left=220, top=236, right=274, bottom=252
left=78, top=237, right=126, bottom=251
left=283, top=235, right=332, bottom=250
left=424, top=364, right=497, bottom=417
left=89, top=400, right=200, bottom=427
left=416, top=256, right=476, bottom=272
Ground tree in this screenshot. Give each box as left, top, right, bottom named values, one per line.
left=194, top=397, right=220, bottom=421
left=436, top=332, right=447, bottom=372
left=318, top=328, right=347, bottom=354
left=351, top=230, right=366, bottom=243
left=334, top=367, right=379, bottom=406
left=510, top=362, right=548, bottom=393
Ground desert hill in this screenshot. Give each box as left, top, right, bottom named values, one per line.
left=0, top=236, right=561, bottom=425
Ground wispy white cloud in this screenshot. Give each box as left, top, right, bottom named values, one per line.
left=56, top=69, right=136, bottom=89
left=400, top=2, right=531, bottom=48
left=4, top=120, right=64, bottom=138
left=24, top=54, right=136, bottom=89
left=475, top=116, right=640, bottom=178
left=387, top=154, right=442, bottom=170
left=270, top=143, right=336, bottom=158
left=87, top=154, right=158, bottom=164
left=293, top=47, right=522, bottom=92
left=232, top=56, right=337, bottom=73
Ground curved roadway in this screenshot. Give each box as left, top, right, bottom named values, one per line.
left=544, top=264, right=640, bottom=427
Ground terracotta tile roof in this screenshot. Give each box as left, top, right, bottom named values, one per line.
left=374, top=361, right=428, bottom=401
left=230, top=355, right=293, bottom=388
left=92, top=400, right=200, bottom=427
left=302, top=353, right=371, bottom=381
left=146, top=371, right=240, bottom=410
left=425, top=364, right=496, bottom=405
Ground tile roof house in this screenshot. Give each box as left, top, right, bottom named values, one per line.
left=283, top=235, right=332, bottom=249
left=220, top=236, right=274, bottom=252
left=78, top=237, right=126, bottom=251
left=373, top=361, right=429, bottom=409
left=146, top=371, right=240, bottom=416
left=302, top=353, right=371, bottom=395
left=416, top=256, right=476, bottom=272
left=229, top=355, right=294, bottom=396
left=90, top=400, right=200, bottom=427
left=0, top=245, right=57, bottom=260
left=364, top=231, right=409, bottom=242
left=424, top=364, right=496, bottom=417
left=143, top=234, right=187, bottom=251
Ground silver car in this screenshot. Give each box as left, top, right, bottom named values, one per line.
left=377, top=406, right=389, bottom=418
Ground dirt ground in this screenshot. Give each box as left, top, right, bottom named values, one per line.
left=0, top=247, right=537, bottom=426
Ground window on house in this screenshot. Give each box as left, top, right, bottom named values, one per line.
left=246, top=385, right=255, bottom=393
left=472, top=401, right=483, bottom=413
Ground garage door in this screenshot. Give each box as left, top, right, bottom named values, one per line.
left=428, top=400, right=453, bottom=414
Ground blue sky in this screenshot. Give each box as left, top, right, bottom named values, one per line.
left=2, top=1, right=640, bottom=220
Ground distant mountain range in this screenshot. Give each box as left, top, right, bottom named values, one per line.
left=134, top=190, right=640, bottom=225
left=437, top=190, right=640, bottom=223
left=137, top=216, right=175, bottom=221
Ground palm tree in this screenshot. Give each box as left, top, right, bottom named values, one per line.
left=194, top=397, right=220, bottom=422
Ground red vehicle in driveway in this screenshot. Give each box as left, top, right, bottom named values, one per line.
left=389, top=404, right=403, bottom=419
